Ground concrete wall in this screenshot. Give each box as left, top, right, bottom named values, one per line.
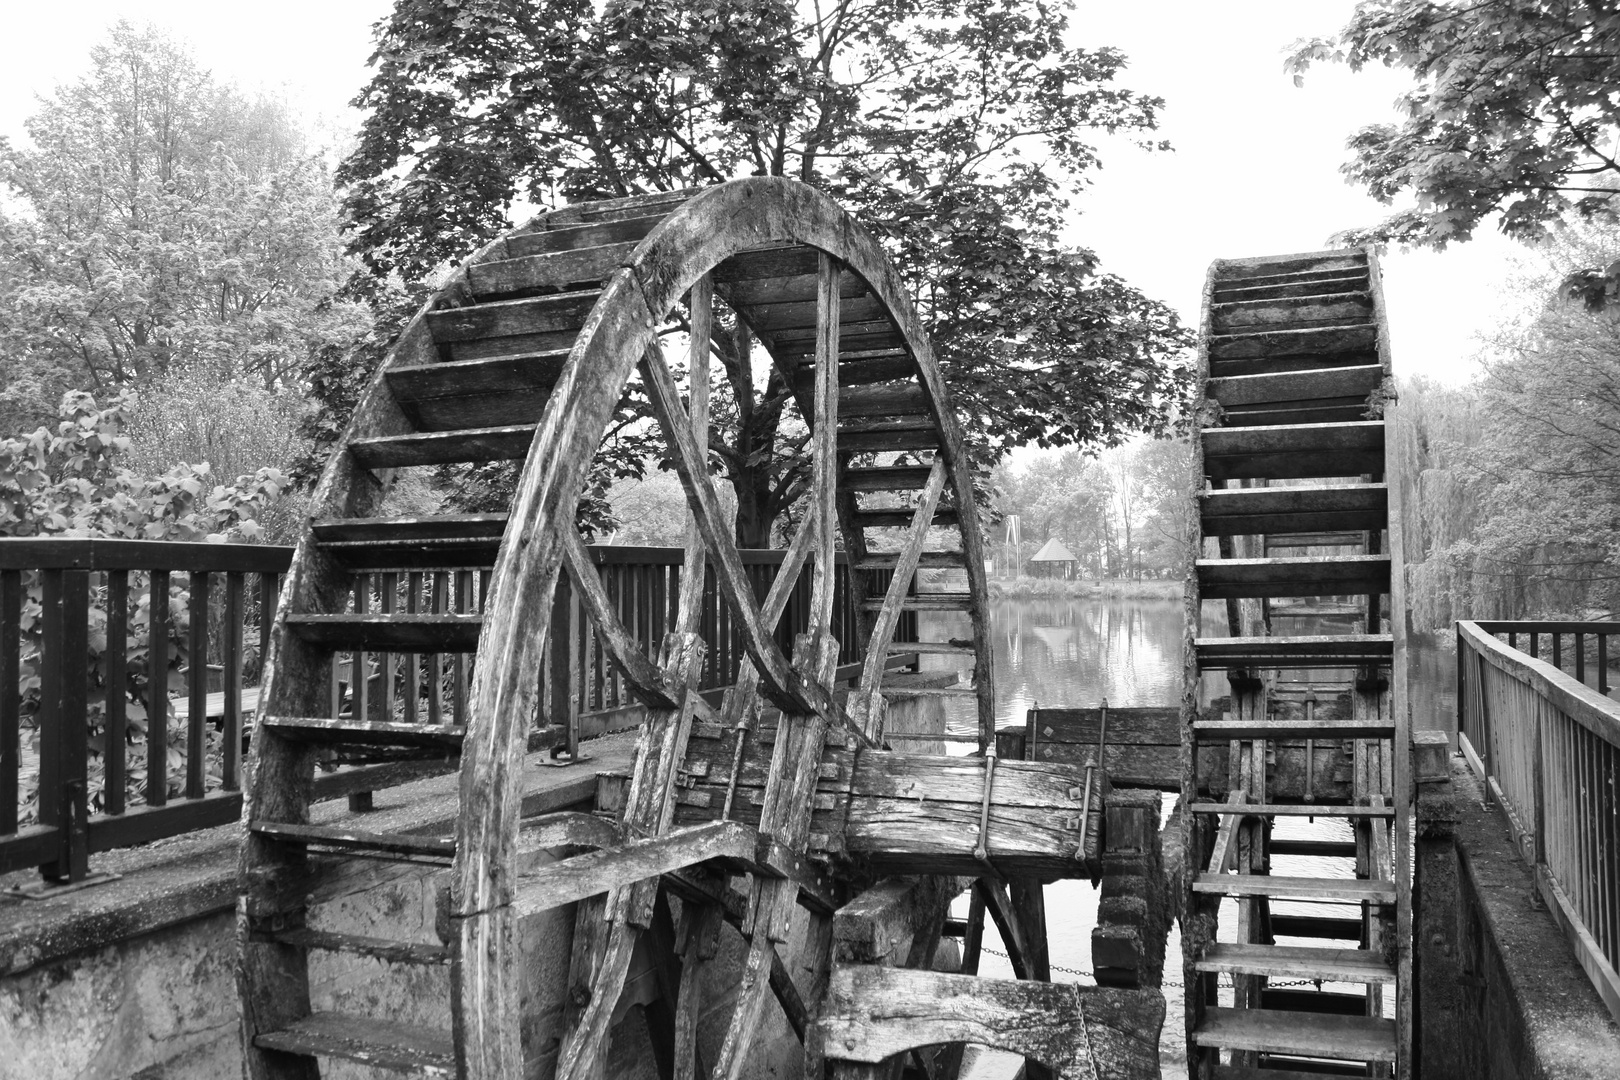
left=1, top=693, right=951, bottom=1079
left=1415, top=760, right=1620, bottom=1080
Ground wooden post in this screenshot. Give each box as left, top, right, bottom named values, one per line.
left=147, top=570, right=169, bottom=806
left=187, top=571, right=209, bottom=801
left=105, top=570, right=128, bottom=815
left=223, top=572, right=244, bottom=792
left=39, top=570, right=90, bottom=882
left=1, top=570, right=18, bottom=836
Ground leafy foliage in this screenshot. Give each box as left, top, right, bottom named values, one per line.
left=1290, top=2, right=1620, bottom=248
left=2, top=391, right=285, bottom=817
left=0, top=21, right=370, bottom=434
left=992, top=438, right=1195, bottom=579
left=339, top=0, right=1193, bottom=542
left=1396, top=222, right=1620, bottom=631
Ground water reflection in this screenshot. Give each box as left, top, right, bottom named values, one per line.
left=920, top=597, right=1188, bottom=737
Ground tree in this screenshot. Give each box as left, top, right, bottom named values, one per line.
left=1394, top=221, right=1620, bottom=632
left=1289, top=2, right=1620, bottom=248
left=339, top=0, right=1193, bottom=544
left=1, top=390, right=286, bottom=816
left=0, top=21, right=370, bottom=433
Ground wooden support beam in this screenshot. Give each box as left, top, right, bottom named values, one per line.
left=670, top=743, right=1106, bottom=878
left=675, top=274, right=714, bottom=638
left=821, top=966, right=1164, bottom=1079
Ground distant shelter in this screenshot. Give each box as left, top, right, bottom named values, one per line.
left=1027, top=537, right=1079, bottom=579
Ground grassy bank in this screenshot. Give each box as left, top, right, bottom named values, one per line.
left=988, top=577, right=1183, bottom=600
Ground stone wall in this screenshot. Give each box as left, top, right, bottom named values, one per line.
left=1414, top=759, right=1620, bottom=1080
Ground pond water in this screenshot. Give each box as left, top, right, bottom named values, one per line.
left=914, top=596, right=1453, bottom=1079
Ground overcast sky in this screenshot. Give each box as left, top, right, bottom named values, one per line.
left=2, top=0, right=1519, bottom=390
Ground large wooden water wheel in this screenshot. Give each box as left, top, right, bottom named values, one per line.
left=238, top=178, right=1155, bottom=1080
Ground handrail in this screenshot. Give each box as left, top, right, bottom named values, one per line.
left=1456, top=619, right=1620, bottom=1022
left=2, top=538, right=910, bottom=888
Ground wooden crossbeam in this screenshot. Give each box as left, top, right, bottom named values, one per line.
left=821, top=966, right=1165, bottom=1078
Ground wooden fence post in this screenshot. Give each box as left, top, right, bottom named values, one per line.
left=39, top=569, right=90, bottom=883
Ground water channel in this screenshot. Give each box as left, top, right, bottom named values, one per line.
left=916, top=596, right=1454, bottom=1078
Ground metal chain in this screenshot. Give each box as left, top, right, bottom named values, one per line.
left=977, top=946, right=1323, bottom=989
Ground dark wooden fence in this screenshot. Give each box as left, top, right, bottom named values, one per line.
left=0, top=539, right=286, bottom=885
left=1, top=539, right=905, bottom=886
left=1456, top=619, right=1620, bottom=1022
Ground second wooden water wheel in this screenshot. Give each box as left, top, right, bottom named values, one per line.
left=239, top=178, right=1151, bottom=1080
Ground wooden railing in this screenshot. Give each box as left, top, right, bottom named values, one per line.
left=1456, top=620, right=1620, bottom=1021
left=0, top=539, right=287, bottom=885
left=2, top=539, right=906, bottom=886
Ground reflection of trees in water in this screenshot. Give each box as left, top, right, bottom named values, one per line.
left=986, top=599, right=1182, bottom=715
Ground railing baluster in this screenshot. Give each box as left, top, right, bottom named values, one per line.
left=1553, top=630, right=1563, bottom=673
left=379, top=571, right=398, bottom=723
left=148, top=569, right=170, bottom=807
left=454, top=570, right=471, bottom=724
left=1, top=570, right=19, bottom=835
left=428, top=572, right=445, bottom=725
left=105, top=570, right=128, bottom=815
left=186, top=571, right=209, bottom=800
left=1577, top=631, right=1587, bottom=685
left=39, top=570, right=91, bottom=882
left=1602, top=634, right=1611, bottom=696
left=405, top=571, right=422, bottom=724
left=223, top=572, right=244, bottom=791
left=353, top=575, right=370, bottom=721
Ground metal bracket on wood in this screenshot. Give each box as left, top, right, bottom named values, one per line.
left=973, top=741, right=999, bottom=874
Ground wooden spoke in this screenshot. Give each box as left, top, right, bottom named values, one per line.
left=849, top=458, right=948, bottom=739
left=556, top=635, right=707, bottom=1080
left=809, top=252, right=841, bottom=635
left=640, top=345, right=813, bottom=713
left=677, top=275, right=714, bottom=637
left=560, top=524, right=679, bottom=709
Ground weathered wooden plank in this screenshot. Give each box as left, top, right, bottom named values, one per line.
left=1194, top=1007, right=1395, bottom=1062
left=251, top=821, right=455, bottom=862
left=349, top=425, right=536, bottom=469
left=284, top=613, right=482, bottom=652
left=512, top=820, right=755, bottom=919
left=261, top=928, right=451, bottom=966
left=821, top=966, right=1163, bottom=1078
left=1196, top=943, right=1394, bottom=983
left=467, top=241, right=638, bottom=298
left=809, top=252, right=842, bottom=636
left=1193, top=873, right=1395, bottom=902
left=425, top=289, right=601, bottom=343
left=1207, top=323, right=1377, bottom=361
left=386, top=353, right=567, bottom=431
left=1208, top=363, right=1382, bottom=407
left=1197, top=555, right=1391, bottom=600
left=261, top=717, right=466, bottom=750
left=1212, top=294, right=1373, bottom=332
left=254, top=1013, right=454, bottom=1074
left=504, top=214, right=667, bottom=258
left=1201, top=482, right=1386, bottom=536
left=1213, top=271, right=1369, bottom=303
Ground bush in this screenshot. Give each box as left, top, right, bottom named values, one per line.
left=1, top=390, right=285, bottom=819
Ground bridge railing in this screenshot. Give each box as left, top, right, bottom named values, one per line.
left=1456, top=619, right=1620, bottom=1021
left=2, top=538, right=908, bottom=887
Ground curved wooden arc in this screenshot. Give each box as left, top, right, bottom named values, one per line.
left=446, top=178, right=991, bottom=1078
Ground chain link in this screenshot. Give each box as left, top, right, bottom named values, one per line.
left=977, top=946, right=1327, bottom=990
